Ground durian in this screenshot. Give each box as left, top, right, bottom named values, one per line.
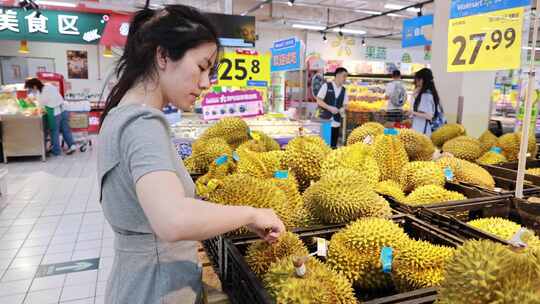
left=186, top=137, right=233, bottom=174
left=245, top=232, right=309, bottom=277
left=320, top=143, right=380, bottom=188
left=476, top=150, right=507, bottom=165
left=468, top=217, right=540, bottom=248
left=404, top=185, right=466, bottom=206
left=199, top=117, right=250, bottom=148
left=478, top=130, right=498, bottom=153
left=497, top=131, right=537, bottom=161
left=436, top=156, right=496, bottom=189
left=431, top=123, right=466, bottom=147
left=346, top=122, right=385, bottom=145
left=326, top=218, right=410, bottom=290
left=392, top=239, right=455, bottom=292
left=527, top=168, right=540, bottom=176
left=195, top=155, right=236, bottom=198
left=303, top=169, right=392, bottom=224
left=263, top=256, right=357, bottom=304
left=282, top=136, right=331, bottom=191
left=442, top=136, right=483, bottom=161
left=373, top=133, right=409, bottom=183
left=375, top=180, right=407, bottom=202
left=271, top=171, right=317, bottom=228
left=249, top=130, right=281, bottom=151
left=205, top=174, right=295, bottom=234
left=397, top=128, right=436, bottom=161
left=437, top=240, right=540, bottom=304
left=399, top=161, right=445, bottom=193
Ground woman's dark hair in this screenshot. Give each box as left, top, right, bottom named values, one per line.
left=100, top=4, right=221, bottom=125
left=413, top=68, right=441, bottom=116
left=24, top=78, right=44, bottom=92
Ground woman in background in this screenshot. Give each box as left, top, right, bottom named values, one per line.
left=411, top=68, right=441, bottom=136
left=98, top=4, right=284, bottom=304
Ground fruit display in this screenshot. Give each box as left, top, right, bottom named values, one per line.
left=346, top=82, right=412, bottom=113
left=431, top=123, right=467, bottom=147
left=437, top=240, right=540, bottom=303
left=467, top=217, right=540, bottom=248
left=441, top=136, right=483, bottom=161
left=346, top=122, right=385, bottom=145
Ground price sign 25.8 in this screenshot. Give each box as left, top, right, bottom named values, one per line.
left=447, top=7, right=524, bottom=72
left=217, top=53, right=270, bottom=87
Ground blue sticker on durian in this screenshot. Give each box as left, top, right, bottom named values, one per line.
left=274, top=170, right=289, bottom=179
left=490, top=147, right=502, bottom=154
left=214, top=155, right=228, bottom=165
left=232, top=152, right=240, bottom=162
left=444, top=167, right=454, bottom=181
left=384, top=128, right=398, bottom=136
left=380, top=246, right=393, bottom=273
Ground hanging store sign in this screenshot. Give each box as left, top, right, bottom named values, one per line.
left=0, top=7, right=108, bottom=44
left=216, top=51, right=270, bottom=88
left=402, top=15, right=434, bottom=48
left=201, top=90, right=264, bottom=121
left=99, top=13, right=130, bottom=47
left=447, top=1, right=528, bottom=72
left=450, top=0, right=531, bottom=19
left=271, top=37, right=302, bottom=72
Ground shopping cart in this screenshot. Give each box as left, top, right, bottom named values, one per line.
left=63, top=101, right=92, bottom=152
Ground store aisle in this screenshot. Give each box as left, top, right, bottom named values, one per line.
left=0, top=141, right=112, bottom=304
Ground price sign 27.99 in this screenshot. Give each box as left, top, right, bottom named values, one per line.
left=217, top=52, right=270, bottom=88
left=447, top=7, right=524, bottom=72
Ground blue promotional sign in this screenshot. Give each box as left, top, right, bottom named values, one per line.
left=402, top=15, right=434, bottom=48
left=271, top=37, right=302, bottom=72
left=450, top=0, right=531, bottom=19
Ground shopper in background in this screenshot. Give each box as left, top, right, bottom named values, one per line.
left=98, top=4, right=285, bottom=304
left=385, top=69, right=407, bottom=123
left=24, top=78, right=76, bottom=156
left=411, top=68, right=441, bottom=136
left=316, top=67, right=349, bottom=148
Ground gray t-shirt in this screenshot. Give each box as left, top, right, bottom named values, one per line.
left=98, top=104, right=201, bottom=304
left=412, top=93, right=435, bottom=136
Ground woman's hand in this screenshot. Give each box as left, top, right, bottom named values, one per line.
left=246, top=208, right=286, bottom=243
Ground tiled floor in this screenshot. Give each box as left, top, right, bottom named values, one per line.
left=0, top=141, right=113, bottom=304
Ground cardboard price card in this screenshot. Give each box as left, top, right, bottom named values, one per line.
left=447, top=7, right=524, bottom=72
left=217, top=52, right=270, bottom=88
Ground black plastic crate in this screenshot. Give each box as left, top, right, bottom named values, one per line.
left=415, top=197, right=540, bottom=245
left=202, top=235, right=223, bottom=278
left=482, top=160, right=540, bottom=188
left=457, top=175, right=540, bottom=196
left=385, top=182, right=498, bottom=214
left=190, top=173, right=203, bottom=182
left=223, top=214, right=463, bottom=304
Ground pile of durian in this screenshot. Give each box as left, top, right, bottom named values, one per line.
left=244, top=218, right=457, bottom=303
left=432, top=123, right=537, bottom=166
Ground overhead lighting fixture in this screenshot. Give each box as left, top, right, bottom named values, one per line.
left=384, top=3, right=420, bottom=13
left=322, top=33, right=327, bottom=43
left=19, top=40, right=29, bottom=54
left=362, top=38, right=366, bottom=46
left=288, top=0, right=295, bottom=7
left=388, top=13, right=407, bottom=18
left=35, top=0, right=77, bottom=7
left=332, top=28, right=366, bottom=35
left=292, top=24, right=326, bottom=31
left=355, top=9, right=382, bottom=15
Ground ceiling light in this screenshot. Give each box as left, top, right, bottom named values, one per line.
left=384, top=3, right=420, bottom=12
left=323, top=33, right=327, bottom=43
left=288, top=0, right=295, bottom=7
left=292, top=24, right=326, bottom=31
left=332, top=28, right=366, bottom=35
left=388, top=13, right=407, bottom=18
left=35, top=1, right=77, bottom=7
left=355, top=9, right=382, bottom=15
left=19, top=40, right=29, bottom=54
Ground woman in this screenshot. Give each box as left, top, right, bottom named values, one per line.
left=24, top=78, right=77, bottom=156
left=411, top=68, right=441, bottom=136
left=97, top=5, right=285, bottom=304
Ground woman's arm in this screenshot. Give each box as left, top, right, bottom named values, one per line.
left=136, top=170, right=285, bottom=243
left=412, top=111, right=433, bottom=120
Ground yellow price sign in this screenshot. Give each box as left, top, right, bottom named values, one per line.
left=217, top=52, right=270, bottom=88
left=447, top=7, right=524, bottom=72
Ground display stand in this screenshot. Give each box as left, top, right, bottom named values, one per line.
left=1, top=114, right=46, bottom=163
left=516, top=2, right=540, bottom=198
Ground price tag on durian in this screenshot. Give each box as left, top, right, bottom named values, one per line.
left=490, top=147, right=502, bottom=154
left=447, top=1, right=529, bottom=72
left=315, top=237, right=328, bottom=257
left=380, top=246, right=393, bottom=273
left=444, top=167, right=454, bottom=182
left=232, top=152, right=240, bottom=162
left=274, top=170, right=289, bottom=179
left=214, top=155, right=228, bottom=165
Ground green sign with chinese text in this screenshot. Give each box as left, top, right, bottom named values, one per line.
left=0, top=7, right=107, bottom=44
